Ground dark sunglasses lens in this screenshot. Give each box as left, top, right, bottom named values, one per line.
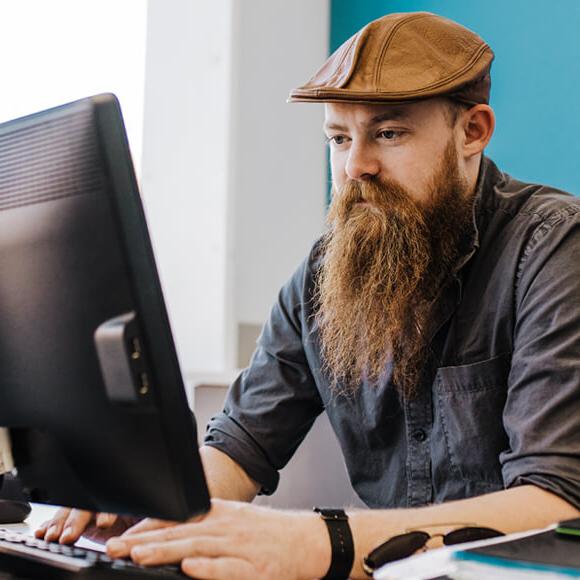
left=365, top=531, right=430, bottom=569
left=444, top=526, right=505, bottom=546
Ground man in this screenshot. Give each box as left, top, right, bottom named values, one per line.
left=37, top=12, right=579, bottom=579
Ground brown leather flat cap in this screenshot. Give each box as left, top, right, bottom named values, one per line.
left=288, top=12, right=494, bottom=106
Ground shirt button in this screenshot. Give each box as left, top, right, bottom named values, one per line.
left=413, top=429, right=427, bottom=442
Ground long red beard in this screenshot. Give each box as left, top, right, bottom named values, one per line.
left=314, top=141, right=474, bottom=397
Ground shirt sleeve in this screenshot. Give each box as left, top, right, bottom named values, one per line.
left=204, top=248, right=325, bottom=495
left=501, top=206, right=580, bottom=509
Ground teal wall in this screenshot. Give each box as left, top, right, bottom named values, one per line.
left=330, top=0, right=580, bottom=195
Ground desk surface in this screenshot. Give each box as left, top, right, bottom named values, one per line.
left=4, top=503, right=57, bottom=536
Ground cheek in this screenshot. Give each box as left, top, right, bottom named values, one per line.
left=390, top=145, right=445, bottom=201
left=330, top=152, right=347, bottom=189
left=383, top=155, right=426, bottom=193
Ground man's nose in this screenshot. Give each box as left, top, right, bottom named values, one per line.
left=345, top=142, right=380, bottom=181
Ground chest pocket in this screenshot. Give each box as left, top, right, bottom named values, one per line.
left=433, top=353, right=511, bottom=485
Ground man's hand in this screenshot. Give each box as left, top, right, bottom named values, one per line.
left=34, top=446, right=259, bottom=547
left=35, top=508, right=139, bottom=544
left=106, top=499, right=331, bottom=580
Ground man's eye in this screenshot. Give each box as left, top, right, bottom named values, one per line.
left=378, top=129, right=400, bottom=140
left=326, top=135, right=347, bottom=145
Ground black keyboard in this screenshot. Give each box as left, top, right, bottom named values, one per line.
left=0, top=528, right=187, bottom=578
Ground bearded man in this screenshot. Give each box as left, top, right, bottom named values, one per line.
left=39, top=11, right=580, bottom=580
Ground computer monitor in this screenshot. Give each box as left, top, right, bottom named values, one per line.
left=0, top=94, right=211, bottom=521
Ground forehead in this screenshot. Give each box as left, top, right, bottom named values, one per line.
left=323, top=99, right=447, bottom=130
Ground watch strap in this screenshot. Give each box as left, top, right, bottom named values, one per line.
left=313, top=507, right=354, bottom=580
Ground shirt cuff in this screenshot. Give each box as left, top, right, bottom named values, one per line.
left=503, top=456, right=580, bottom=510
left=204, top=412, right=280, bottom=495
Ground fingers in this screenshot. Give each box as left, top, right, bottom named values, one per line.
left=129, top=537, right=232, bottom=567
left=59, top=509, right=95, bottom=544
left=123, top=510, right=205, bottom=537
left=182, top=557, right=256, bottom=580
left=122, top=517, right=174, bottom=536
left=35, top=510, right=131, bottom=545
left=95, top=513, right=117, bottom=528
left=35, top=508, right=71, bottom=540
left=108, top=523, right=208, bottom=558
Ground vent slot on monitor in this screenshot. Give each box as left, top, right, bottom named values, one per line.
left=0, top=108, right=104, bottom=212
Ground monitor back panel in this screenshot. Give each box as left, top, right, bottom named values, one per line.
left=0, top=97, right=210, bottom=520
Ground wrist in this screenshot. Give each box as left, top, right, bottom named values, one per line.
left=348, top=508, right=413, bottom=578
left=290, top=512, right=333, bottom=579
left=349, top=511, right=369, bottom=578
left=313, top=508, right=355, bottom=579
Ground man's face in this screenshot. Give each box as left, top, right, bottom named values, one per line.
left=316, top=98, right=476, bottom=397
left=324, top=98, right=462, bottom=200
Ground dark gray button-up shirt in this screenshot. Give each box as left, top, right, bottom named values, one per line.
left=205, top=157, right=580, bottom=510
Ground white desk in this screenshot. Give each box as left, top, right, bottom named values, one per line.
left=3, top=503, right=57, bottom=536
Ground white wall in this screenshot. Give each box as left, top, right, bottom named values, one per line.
left=231, top=1, right=328, bottom=325
left=142, top=0, right=329, bottom=375
left=141, top=0, right=235, bottom=374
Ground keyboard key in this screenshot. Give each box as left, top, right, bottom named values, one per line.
left=0, top=529, right=188, bottom=577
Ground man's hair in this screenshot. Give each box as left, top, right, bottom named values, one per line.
left=444, top=99, right=470, bottom=127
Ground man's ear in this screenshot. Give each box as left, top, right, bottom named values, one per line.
left=461, top=104, right=495, bottom=158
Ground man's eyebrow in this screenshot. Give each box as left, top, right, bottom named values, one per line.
left=323, top=121, right=348, bottom=132
left=323, top=108, right=411, bottom=132
left=369, top=108, right=410, bottom=124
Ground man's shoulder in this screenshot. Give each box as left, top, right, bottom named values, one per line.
left=307, top=236, right=326, bottom=270
left=483, top=158, right=580, bottom=223
left=277, top=237, right=324, bottom=304
left=290, top=237, right=325, bottom=282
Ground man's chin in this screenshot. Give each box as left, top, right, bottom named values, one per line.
left=348, top=201, right=384, bottom=218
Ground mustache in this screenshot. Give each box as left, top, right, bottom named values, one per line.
left=329, top=177, right=422, bottom=226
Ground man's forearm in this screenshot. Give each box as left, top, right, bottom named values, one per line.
left=194, top=450, right=579, bottom=579
left=105, top=482, right=578, bottom=579
left=199, top=445, right=260, bottom=501
left=346, top=485, right=579, bottom=578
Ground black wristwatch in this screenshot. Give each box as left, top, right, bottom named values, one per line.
left=313, top=507, right=354, bottom=580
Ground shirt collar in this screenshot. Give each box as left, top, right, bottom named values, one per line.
left=426, top=155, right=505, bottom=342
left=453, top=155, right=504, bottom=276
